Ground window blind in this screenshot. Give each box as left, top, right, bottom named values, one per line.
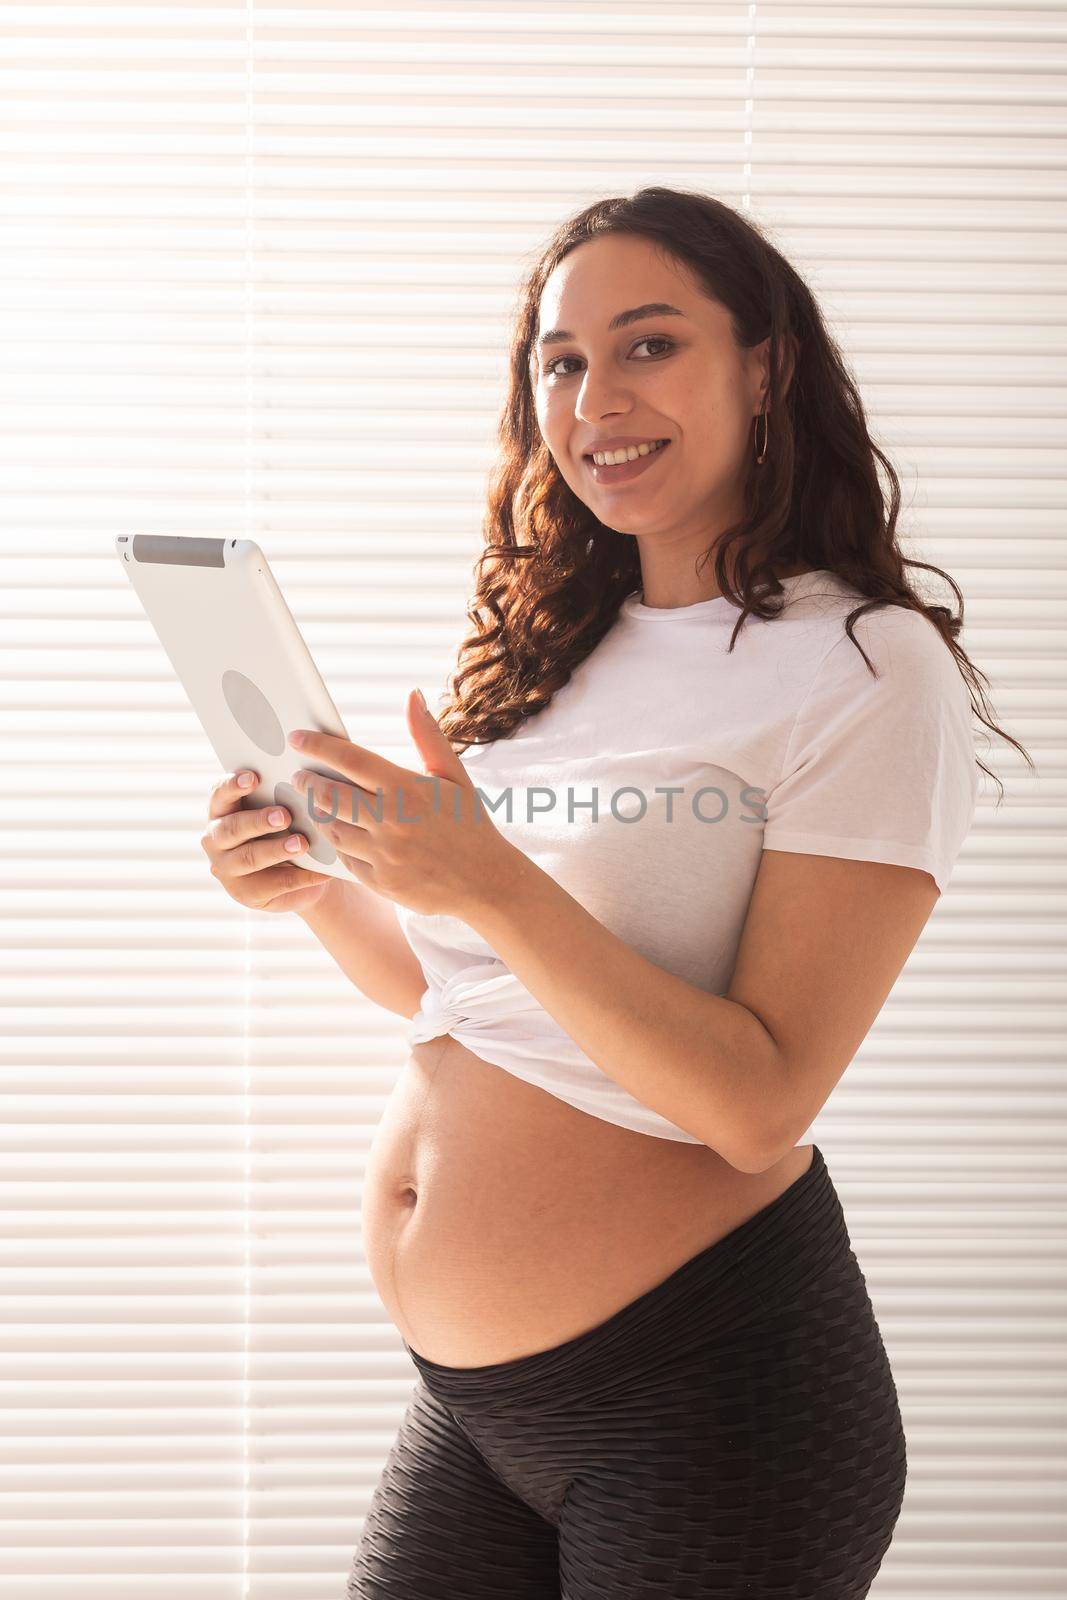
left=0, top=2, right=1062, bottom=1595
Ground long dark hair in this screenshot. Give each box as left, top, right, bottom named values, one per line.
left=435, top=185, right=1030, bottom=801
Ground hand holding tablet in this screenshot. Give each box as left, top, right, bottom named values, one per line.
left=199, top=765, right=336, bottom=915
left=116, top=534, right=362, bottom=888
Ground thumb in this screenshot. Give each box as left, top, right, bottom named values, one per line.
left=407, top=688, right=471, bottom=786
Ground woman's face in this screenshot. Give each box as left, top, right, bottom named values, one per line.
left=531, top=233, right=770, bottom=555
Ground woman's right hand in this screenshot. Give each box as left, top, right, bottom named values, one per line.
left=201, top=769, right=337, bottom=915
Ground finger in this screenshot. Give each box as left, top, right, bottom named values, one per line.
left=225, top=826, right=313, bottom=880
left=208, top=769, right=259, bottom=822
left=333, top=848, right=373, bottom=889
left=318, top=814, right=371, bottom=858
left=286, top=729, right=396, bottom=792
left=291, top=769, right=357, bottom=824
left=243, top=860, right=334, bottom=909
left=223, top=801, right=297, bottom=850
left=294, top=770, right=379, bottom=829
left=202, top=800, right=293, bottom=864
left=266, top=878, right=334, bottom=912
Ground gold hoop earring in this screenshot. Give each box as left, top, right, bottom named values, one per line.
left=754, top=409, right=769, bottom=466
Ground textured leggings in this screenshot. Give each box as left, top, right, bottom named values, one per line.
left=346, top=1144, right=907, bottom=1599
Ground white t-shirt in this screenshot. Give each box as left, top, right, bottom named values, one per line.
left=395, top=569, right=979, bottom=1143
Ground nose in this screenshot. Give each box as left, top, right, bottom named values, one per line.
left=575, top=374, right=637, bottom=425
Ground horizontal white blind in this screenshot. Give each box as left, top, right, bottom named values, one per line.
left=0, top=2, right=1063, bottom=1597
left=750, top=7, right=1067, bottom=1600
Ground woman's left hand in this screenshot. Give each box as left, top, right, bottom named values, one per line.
left=286, top=690, right=516, bottom=919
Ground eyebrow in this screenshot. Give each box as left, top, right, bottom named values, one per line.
left=536, top=302, right=688, bottom=352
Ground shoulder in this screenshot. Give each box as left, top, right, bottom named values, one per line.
left=812, top=598, right=963, bottom=701
left=780, top=599, right=974, bottom=765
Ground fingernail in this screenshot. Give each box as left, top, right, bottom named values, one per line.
left=415, top=688, right=427, bottom=712
left=238, top=771, right=255, bottom=788
left=289, top=731, right=306, bottom=748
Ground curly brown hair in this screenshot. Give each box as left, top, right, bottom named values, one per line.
left=435, top=185, right=1031, bottom=803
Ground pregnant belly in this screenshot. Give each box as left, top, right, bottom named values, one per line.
left=360, top=1035, right=813, bottom=1368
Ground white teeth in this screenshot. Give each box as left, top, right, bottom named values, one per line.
left=592, top=439, right=667, bottom=467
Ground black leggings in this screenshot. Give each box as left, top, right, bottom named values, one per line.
left=346, top=1145, right=907, bottom=1599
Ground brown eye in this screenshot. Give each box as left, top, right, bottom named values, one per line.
left=543, top=335, right=676, bottom=379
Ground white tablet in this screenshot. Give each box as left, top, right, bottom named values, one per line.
left=116, top=534, right=356, bottom=882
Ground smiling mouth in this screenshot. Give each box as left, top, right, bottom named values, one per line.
left=583, top=439, right=670, bottom=465
left=583, top=438, right=672, bottom=484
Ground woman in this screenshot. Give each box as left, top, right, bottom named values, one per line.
left=212, top=188, right=1029, bottom=1598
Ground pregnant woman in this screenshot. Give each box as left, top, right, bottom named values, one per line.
left=203, top=188, right=1026, bottom=1598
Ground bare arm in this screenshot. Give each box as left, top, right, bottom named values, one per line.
left=463, top=842, right=939, bottom=1171
left=294, top=878, right=428, bottom=1020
